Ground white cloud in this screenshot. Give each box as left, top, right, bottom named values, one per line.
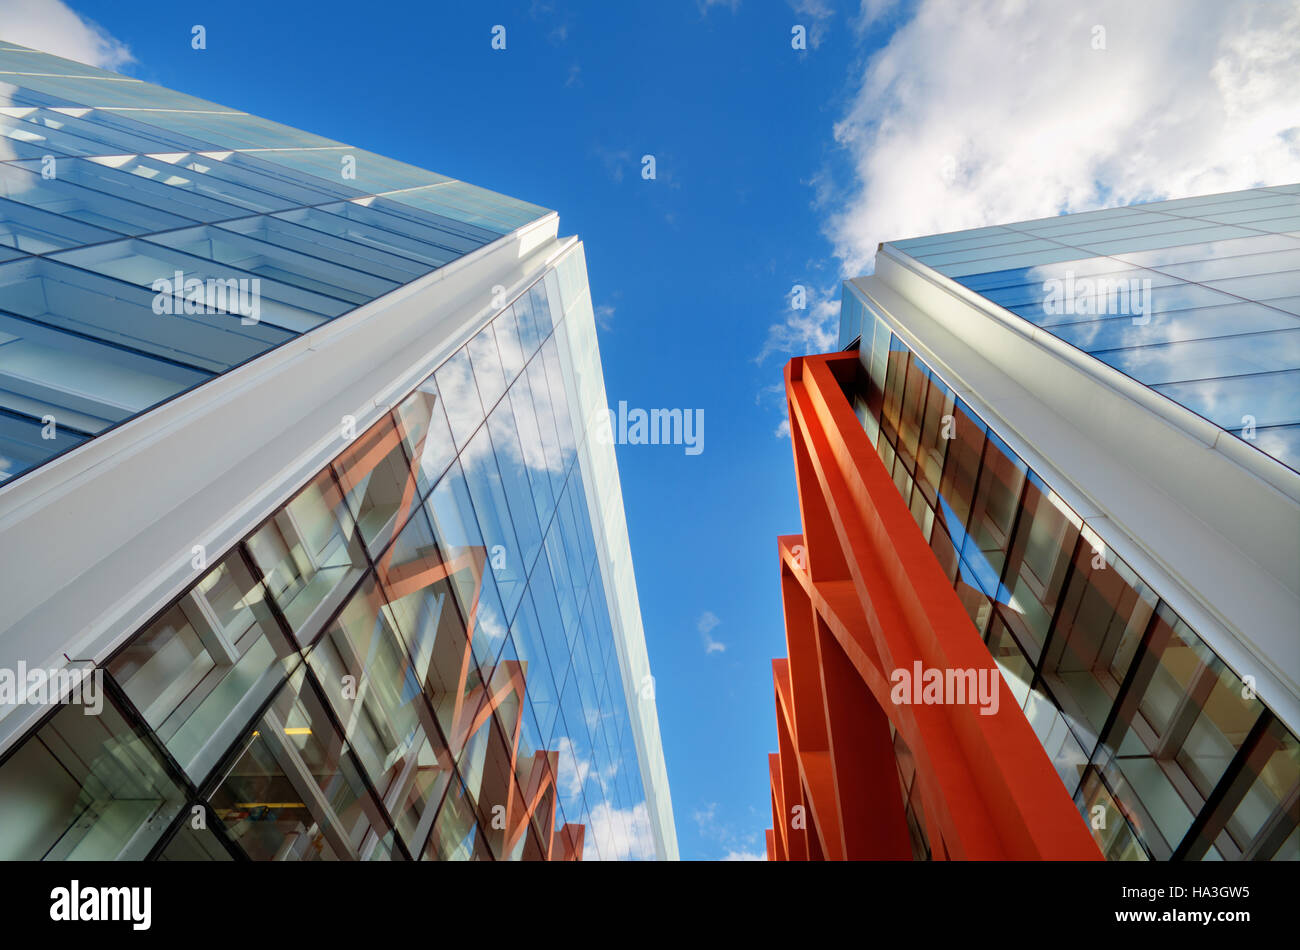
left=826, top=0, right=1300, bottom=277
left=692, top=801, right=719, bottom=832
left=853, top=0, right=901, bottom=32
left=756, top=282, right=841, bottom=364
left=0, top=0, right=132, bottom=69
left=774, top=418, right=791, bottom=439
left=694, top=802, right=767, bottom=859
left=697, top=610, right=726, bottom=653
left=790, top=0, right=835, bottom=49
left=554, top=735, right=592, bottom=798
left=584, top=800, right=657, bottom=860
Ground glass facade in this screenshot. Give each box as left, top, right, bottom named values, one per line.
left=0, top=256, right=659, bottom=860
left=873, top=186, right=1300, bottom=473
left=0, top=42, right=550, bottom=485
left=843, top=284, right=1299, bottom=860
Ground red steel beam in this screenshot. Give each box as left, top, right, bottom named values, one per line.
left=767, top=351, right=1101, bottom=861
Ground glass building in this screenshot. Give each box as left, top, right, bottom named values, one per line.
left=0, top=41, right=676, bottom=861
left=769, top=187, right=1299, bottom=861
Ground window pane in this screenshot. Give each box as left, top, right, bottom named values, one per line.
left=306, top=574, right=453, bottom=853
left=208, top=669, right=391, bottom=861
left=0, top=694, right=184, bottom=859
left=1097, top=604, right=1264, bottom=855
left=960, top=430, right=1027, bottom=596
left=393, top=378, right=456, bottom=498
left=460, top=426, right=528, bottom=619
left=424, top=779, right=488, bottom=860
left=109, top=551, right=298, bottom=783
left=467, top=323, right=508, bottom=412
left=434, top=346, right=484, bottom=451
left=333, top=412, right=417, bottom=558
left=1041, top=532, right=1155, bottom=750
left=246, top=469, right=368, bottom=645
left=934, top=397, right=987, bottom=541
left=1076, top=768, right=1149, bottom=860
left=380, top=502, right=482, bottom=743
left=999, top=472, right=1082, bottom=664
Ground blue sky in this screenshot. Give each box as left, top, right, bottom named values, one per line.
left=40, top=0, right=882, bottom=861
left=17, top=0, right=1299, bottom=860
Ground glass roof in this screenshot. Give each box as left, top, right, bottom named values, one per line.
left=887, top=186, right=1300, bottom=474
left=0, top=41, right=550, bottom=485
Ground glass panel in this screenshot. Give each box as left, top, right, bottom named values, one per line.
left=1097, top=604, right=1264, bottom=855
left=155, top=817, right=235, bottom=860
left=934, top=397, right=987, bottom=541
left=0, top=256, right=288, bottom=373
left=467, top=323, right=507, bottom=412
left=914, top=372, right=955, bottom=504
left=52, top=238, right=345, bottom=332
left=998, top=472, right=1082, bottom=664
left=305, top=573, right=453, bottom=853
left=894, top=354, right=930, bottom=473
left=379, top=501, right=480, bottom=743
left=1210, top=718, right=1299, bottom=859
left=986, top=614, right=1033, bottom=710
left=0, top=195, right=119, bottom=253
left=393, top=378, right=456, bottom=498
left=332, top=412, right=417, bottom=558
left=0, top=161, right=194, bottom=234
left=1076, top=769, right=1149, bottom=860
left=959, top=430, right=1026, bottom=597
left=0, top=408, right=89, bottom=484
left=215, top=216, right=427, bottom=287
left=508, top=372, right=557, bottom=525
left=423, top=460, right=490, bottom=643
left=0, top=694, right=184, bottom=859
left=245, top=469, right=368, bottom=645
left=1041, top=533, right=1155, bottom=751
left=147, top=225, right=399, bottom=305
left=508, top=595, right=561, bottom=747
left=434, top=346, right=484, bottom=451
left=109, top=551, right=298, bottom=783
left=460, top=426, right=528, bottom=619
left=1153, top=370, right=1300, bottom=431
left=208, top=669, right=392, bottom=861
left=14, top=156, right=251, bottom=223
left=513, top=295, right=541, bottom=361
left=1091, top=329, right=1300, bottom=387
left=424, top=779, right=488, bottom=860
left=312, top=200, right=481, bottom=260
left=486, top=397, right=544, bottom=590
left=493, top=305, right=527, bottom=383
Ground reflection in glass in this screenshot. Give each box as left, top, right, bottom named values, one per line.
left=109, top=551, right=297, bottom=783
left=0, top=696, right=185, bottom=859
left=208, top=669, right=392, bottom=860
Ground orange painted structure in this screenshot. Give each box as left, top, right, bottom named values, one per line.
left=765, top=351, right=1102, bottom=861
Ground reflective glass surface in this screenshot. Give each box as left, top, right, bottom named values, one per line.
left=0, top=261, right=656, bottom=860
left=0, top=43, right=550, bottom=485
left=849, top=297, right=1299, bottom=861
left=858, top=186, right=1300, bottom=473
